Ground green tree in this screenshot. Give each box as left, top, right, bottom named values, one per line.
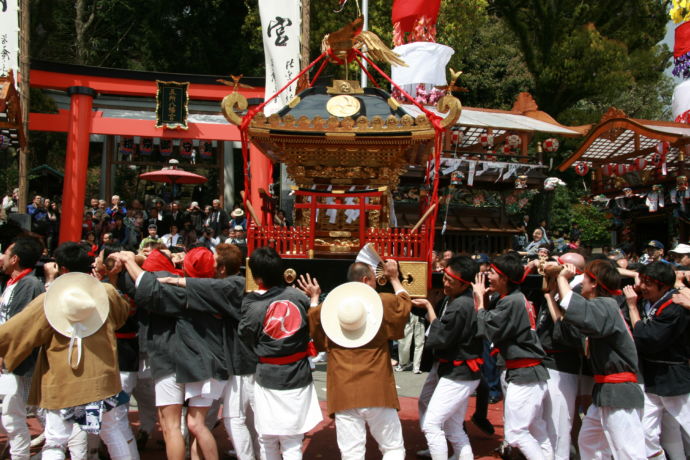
left=489, top=0, right=672, bottom=122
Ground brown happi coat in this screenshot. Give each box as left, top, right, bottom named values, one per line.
left=0, top=283, right=129, bottom=409
left=309, top=290, right=411, bottom=417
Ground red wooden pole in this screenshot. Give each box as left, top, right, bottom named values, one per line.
left=59, top=86, right=96, bottom=244
left=249, top=143, right=272, bottom=225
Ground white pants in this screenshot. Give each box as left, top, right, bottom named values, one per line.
left=42, top=406, right=133, bottom=460
left=118, top=372, right=140, bottom=460
left=543, top=369, right=578, bottom=460
left=335, top=407, right=405, bottom=460
left=422, top=377, right=478, bottom=460
left=578, top=404, right=645, bottom=460
left=258, top=433, right=303, bottom=460
left=418, top=362, right=440, bottom=429
left=504, top=380, right=551, bottom=460
left=642, top=392, right=690, bottom=459
left=223, top=374, right=259, bottom=460
left=398, top=314, right=425, bottom=372
left=1, top=373, right=31, bottom=460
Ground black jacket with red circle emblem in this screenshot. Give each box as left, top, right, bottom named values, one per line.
left=239, top=286, right=312, bottom=390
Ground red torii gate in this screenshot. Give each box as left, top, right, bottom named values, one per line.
left=28, top=61, right=272, bottom=243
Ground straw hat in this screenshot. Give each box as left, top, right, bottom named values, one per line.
left=320, top=282, right=383, bottom=348
left=231, top=208, right=245, bottom=218
left=44, top=273, right=109, bottom=367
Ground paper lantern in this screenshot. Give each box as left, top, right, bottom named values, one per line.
left=180, top=139, right=194, bottom=157
left=543, top=138, right=559, bottom=153
left=515, top=175, right=528, bottom=189
left=479, top=132, right=494, bottom=148
left=656, top=141, right=670, bottom=156
left=574, top=162, right=589, bottom=176
left=506, top=134, right=521, bottom=149
left=632, top=157, right=647, bottom=171
left=450, top=129, right=463, bottom=146
left=600, top=164, right=614, bottom=177
left=500, top=143, right=513, bottom=154
left=119, top=137, right=134, bottom=156
left=160, top=139, right=173, bottom=156
left=450, top=170, right=464, bottom=186
left=614, top=164, right=628, bottom=176
left=140, top=138, right=153, bottom=156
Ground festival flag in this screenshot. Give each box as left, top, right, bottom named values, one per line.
left=119, top=137, right=134, bottom=156
left=259, top=0, right=302, bottom=116
left=160, top=139, right=173, bottom=157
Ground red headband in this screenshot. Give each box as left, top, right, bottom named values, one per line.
left=444, top=267, right=471, bottom=285
left=490, top=263, right=524, bottom=285
left=585, top=270, right=622, bottom=296
left=184, top=247, right=216, bottom=279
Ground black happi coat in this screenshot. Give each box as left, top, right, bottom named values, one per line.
left=564, top=292, right=644, bottom=409
left=477, top=288, right=548, bottom=384
left=425, top=289, right=483, bottom=381
left=185, top=276, right=257, bottom=376
left=633, top=289, right=690, bottom=397
left=536, top=301, right=582, bottom=375
left=239, top=286, right=312, bottom=391
left=135, top=271, right=228, bottom=383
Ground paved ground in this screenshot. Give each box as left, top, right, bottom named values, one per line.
left=1, top=363, right=506, bottom=459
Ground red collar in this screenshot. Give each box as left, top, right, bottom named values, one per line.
left=7, top=268, right=32, bottom=286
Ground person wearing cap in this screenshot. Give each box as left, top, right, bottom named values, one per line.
left=238, top=247, right=322, bottom=460
left=608, top=248, right=629, bottom=269
left=0, top=241, right=132, bottom=460
left=645, top=240, right=668, bottom=265
left=670, top=243, right=690, bottom=267
left=138, top=224, right=162, bottom=250
left=185, top=201, right=204, bottom=234
left=473, top=253, right=551, bottom=460
left=230, top=207, right=247, bottom=231
left=118, top=247, right=227, bottom=460
left=622, top=262, right=690, bottom=459
left=0, top=236, right=46, bottom=459
left=413, top=256, right=483, bottom=460
left=229, top=225, right=247, bottom=246
left=557, top=259, right=645, bottom=459
left=299, top=259, right=411, bottom=460
left=155, top=243, right=259, bottom=460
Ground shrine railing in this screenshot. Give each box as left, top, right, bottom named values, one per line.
left=246, top=224, right=429, bottom=261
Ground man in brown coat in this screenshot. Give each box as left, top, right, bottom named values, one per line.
left=299, top=259, right=411, bottom=460
left=0, top=242, right=131, bottom=460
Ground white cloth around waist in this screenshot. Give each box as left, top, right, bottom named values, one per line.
left=253, top=382, right=323, bottom=436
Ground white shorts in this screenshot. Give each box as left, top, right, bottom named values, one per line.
left=154, top=374, right=185, bottom=407
left=185, top=378, right=227, bottom=407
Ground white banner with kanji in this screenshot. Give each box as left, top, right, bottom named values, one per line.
left=259, top=0, right=301, bottom=116
left=0, top=0, right=20, bottom=78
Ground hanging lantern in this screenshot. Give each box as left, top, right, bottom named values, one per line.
left=450, top=170, right=465, bottom=186
left=542, top=138, right=560, bottom=153
left=678, top=175, right=689, bottom=192
left=451, top=129, right=463, bottom=146
left=601, top=164, right=615, bottom=177
left=515, top=175, right=528, bottom=189
left=479, top=132, right=494, bottom=148
left=119, top=137, right=134, bottom=156
left=656, top=141, right=670, bottom=155
left=160, top=139, right=173, bottom=157
left=506, top=134, right=521, bottom=149
left=140, top=138, right=153, bottom=156
left=614, top=164, right=628, bottom=176
left=500, top=143, right=513, bottom=155
left=632, top=157, right=647, bottom=171
left=574, top=162, right=590, bottom=176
